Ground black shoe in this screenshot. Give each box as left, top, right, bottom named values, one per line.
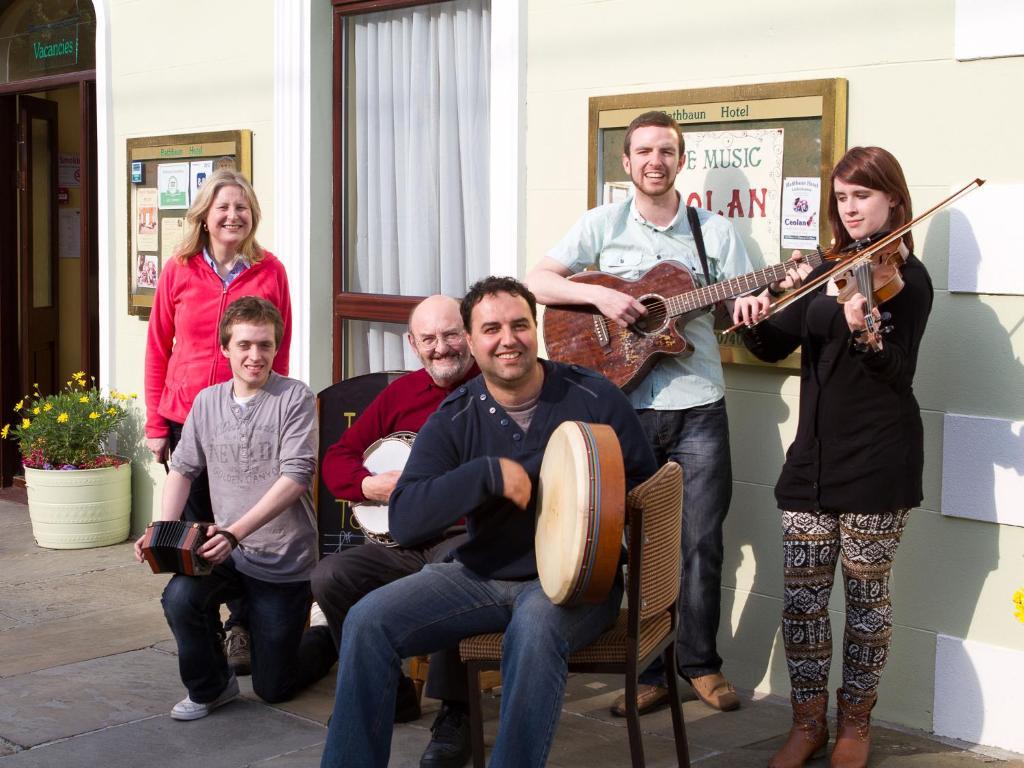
left=420, top=702, right=471, bottom=768
left=395, top=674, right=422, bottom=723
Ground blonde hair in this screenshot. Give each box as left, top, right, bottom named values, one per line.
left=174, top=168, right=265, bottom=263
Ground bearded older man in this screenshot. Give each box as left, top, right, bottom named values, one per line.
left=313, top=294, right=478, bottom=768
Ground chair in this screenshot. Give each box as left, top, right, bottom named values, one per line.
left=459, top=461, right=689, bottom=768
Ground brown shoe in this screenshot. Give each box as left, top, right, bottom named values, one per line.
left=688, top=672, right=740, bottom=711
left=609, top=684, right=670, bottom=717
left=768, top=693, right=828, bottom=768
left=830, top=689, right=875, bottom=768
left=224, top=626, right=251, bottom=677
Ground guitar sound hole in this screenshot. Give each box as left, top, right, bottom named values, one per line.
left=633, top=296, right=668, bottom=335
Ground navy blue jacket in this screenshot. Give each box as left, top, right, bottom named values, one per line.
left=390, top=360, right=658, bottom=580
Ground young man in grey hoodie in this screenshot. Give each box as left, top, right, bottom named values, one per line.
left=135, top=296, right=335, bottom=720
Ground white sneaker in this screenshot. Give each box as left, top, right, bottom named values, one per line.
left=309, top=601, right=328, bottom=628
left=170, top=674, right=239, bottom=721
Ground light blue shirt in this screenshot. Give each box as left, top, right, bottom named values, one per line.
left=203, top=248, right=249, bottom=287
left=547, top=196, right=752, bottom=410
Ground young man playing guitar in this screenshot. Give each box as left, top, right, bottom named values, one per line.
left=527, top=110, right=779, bottom=716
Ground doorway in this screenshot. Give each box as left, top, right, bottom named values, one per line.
left=0, top=83, right=97, bottom=486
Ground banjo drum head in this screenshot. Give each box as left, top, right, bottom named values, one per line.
left=352, top=434, right=414, bottom=544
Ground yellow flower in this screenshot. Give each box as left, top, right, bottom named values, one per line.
left=43, top=403, right=52, bottom=412
left=32, top=407, right=40, bottom=415
left=106, top=407, right=117, bottom=416
left=130, top=393, right=138, bottom=399
left=72, top=371, right=86, bottom=380
left=14, top=399, right=23, bottom=412
left=79, top=396, right=90, bottom=403
left=66, top=380, right=73, bottom=387
left=1014, top=589, right=1024, bottom=625
left=57, top=413, right=69, bottom=424
left=88, top=412, right=100, bottom=420
left=21, top=418, right=31, bottom=429
left=0, top=424, right=8, bottom=438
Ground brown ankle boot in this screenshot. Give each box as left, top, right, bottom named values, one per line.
left=830, top=689, right=876, bottom=768
left=768, top=693, right=828, bottom=768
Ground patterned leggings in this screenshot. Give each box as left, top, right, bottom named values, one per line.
left=781, top=509, right=910, bottom=704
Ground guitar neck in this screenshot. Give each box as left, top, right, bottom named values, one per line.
left=667, top=251, right=822, bottom=316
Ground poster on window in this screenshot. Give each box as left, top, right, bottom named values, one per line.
left=136, top=188, right=159, bottom=252
left=158, top=163, right=189, bottom=209
left=135, top=253, right=159, bottom=289
left=675, top=128, right=784, bottom=267
left=190, top=160, right=213, bottom=200
left=780, top=176, right=822, bottom=249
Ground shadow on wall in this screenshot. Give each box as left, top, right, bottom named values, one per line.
left=720, top=369, right=792, bottom=693
left=899, top=210, right=1009, bottom=741
left=113, top=406, right=157, bottom=536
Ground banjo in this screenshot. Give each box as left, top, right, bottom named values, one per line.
left=350, top=431, right=416, bottom=546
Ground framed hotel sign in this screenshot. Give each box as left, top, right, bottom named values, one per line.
left=588, top=79, right=847, bottom=368
left=126, top=130, right=252, bottom=318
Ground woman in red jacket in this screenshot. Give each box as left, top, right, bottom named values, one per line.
left=145, top=168, right=292, bottom=674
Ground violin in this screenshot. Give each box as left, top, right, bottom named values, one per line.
left=833, top=233, right=903, bottom=352
left=726, top=178, right=985, bottom=336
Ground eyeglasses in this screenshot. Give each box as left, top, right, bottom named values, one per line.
left=412, top=332, right=465, bottom=350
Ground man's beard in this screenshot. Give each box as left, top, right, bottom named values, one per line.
left=425, top=351, right=469, bottom=384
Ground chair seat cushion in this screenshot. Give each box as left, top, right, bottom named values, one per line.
left=458, top=609, right=673, bottom=664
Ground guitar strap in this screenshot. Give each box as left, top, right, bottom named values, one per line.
left=686, top=205, right=717, bottom=311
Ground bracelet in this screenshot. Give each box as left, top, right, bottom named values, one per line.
left=218, top=530, right=240, bottom=550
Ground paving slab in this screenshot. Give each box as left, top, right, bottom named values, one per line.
left=713, top=725, right=1024, bottom=767
left=0, top=540, right=142, bottom=587
left=0, top=648, right=183, bottom=748
left=0, top=698, right=325, bottom=768
left=0, top=565, right=167, bottom=625
left=0, top=601, right=171, bottom=678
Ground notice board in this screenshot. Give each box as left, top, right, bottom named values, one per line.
left=126, top=130, right=252, bottom=318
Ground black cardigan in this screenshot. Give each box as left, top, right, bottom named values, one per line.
left=741, top=254, right=933, bottom=513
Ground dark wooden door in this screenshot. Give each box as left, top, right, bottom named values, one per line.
left=17, top=95, right=59, bottom=397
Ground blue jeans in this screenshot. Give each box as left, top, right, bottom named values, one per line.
left=320, top=562, right=623, bottom=768
left=636, top=398, right=731, bottom=680
left=161, top=558, right=335, bottom=703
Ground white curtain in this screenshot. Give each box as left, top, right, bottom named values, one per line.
left=351, top=0, right=490, bottom=374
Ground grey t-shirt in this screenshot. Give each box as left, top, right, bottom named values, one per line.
left=170, top=373, right=319, bottom=582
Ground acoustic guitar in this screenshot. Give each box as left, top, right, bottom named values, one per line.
left=542, top=254, right=823, bottom=392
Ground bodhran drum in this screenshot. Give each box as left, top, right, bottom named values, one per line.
left=350, top=431, right=415, bottom=546
left=536, top=421, right=625, bottom=606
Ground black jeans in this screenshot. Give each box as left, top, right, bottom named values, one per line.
left=168, top=420, right=244, bottom=631
left=311, top=531, right=468, bottom=702
left=161, top=557, right=335, bottom=703
left=637, top=398, right=732, bottom=680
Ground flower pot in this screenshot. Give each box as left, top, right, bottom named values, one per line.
left=25, top=462, right=132, bottom=549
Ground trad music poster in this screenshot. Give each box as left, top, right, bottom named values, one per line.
left=675, top=128, right=784, bottom=268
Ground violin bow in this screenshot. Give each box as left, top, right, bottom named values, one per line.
left=726, top=177, right=986, bottom=333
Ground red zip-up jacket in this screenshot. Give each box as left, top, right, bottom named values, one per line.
left=144, top=250, right=292, bottom=439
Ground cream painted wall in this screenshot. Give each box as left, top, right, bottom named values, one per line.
left=105, top=0, right=277, bottom=531
left=525, top=0, right=1024, bottom=737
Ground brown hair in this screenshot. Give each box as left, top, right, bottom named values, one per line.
left=460, top=276, right=537, bottom=330
left=175, top=169, right=265, bottom=263
left=219, top=296, right=284, bottom=348
left=828, top=146, right=914, bottom=253
left=623, top=111, right=684, bottom=156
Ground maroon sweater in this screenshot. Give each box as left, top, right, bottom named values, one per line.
left=321, top=364, right=479, bottom=503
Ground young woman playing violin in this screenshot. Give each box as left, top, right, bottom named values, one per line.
left=732, top=146, right=933, bottom=768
